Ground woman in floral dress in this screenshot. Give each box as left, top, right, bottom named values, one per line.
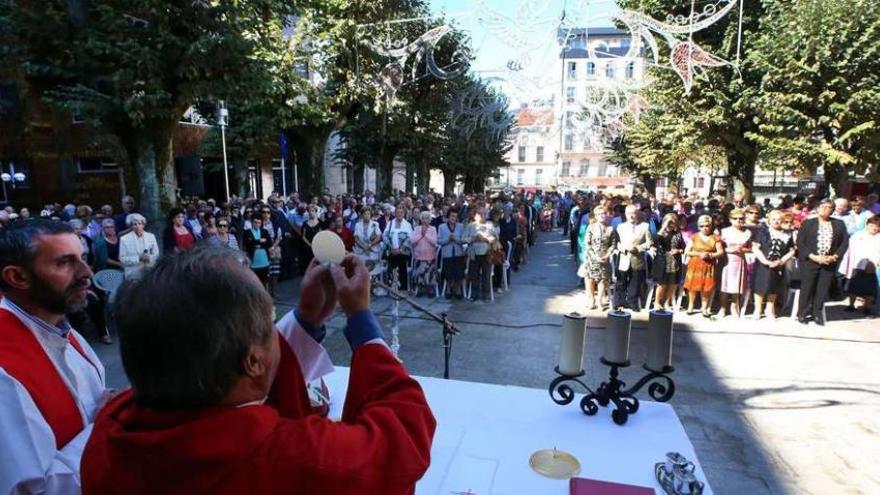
left=580, top=206, right=613, bottom=309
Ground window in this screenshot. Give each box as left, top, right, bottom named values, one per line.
left=657, top=178, right=667, bottom=187
left=567, top=62, right=577, bottom=80
left=586, top=62, right=596, bottom=78
left=565, top=86, right=575, bottom=104
left=535, top=168, right=543, bottom=186
left=0, top=84, right=21, bottom=115
left=564, top=134, right=574, bottom=151
left=605, top=63, right=615, bottom=79
left=625, top=61, right=635, bottom=80
left=598, top=162, right=608, bottom=176
left=696, top=177, right=706, bottom=188
left=565, top=111, right=575, bottom=128
left=516, top=168, right=525, bottom=185
left=271, top=159, right=295, bottom=196
left=579, top=160, right=589, bottom=177
left=518, top=146, right=526, bottom=162
left=561, top=161, right=570, bottom=177
left=536, top=146, right=544, bottom=163
left=77, top=157, right=118, bottom=173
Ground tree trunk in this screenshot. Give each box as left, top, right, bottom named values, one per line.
left=824, top=163, right=850, bottom=199
left=376, top=146, right=398, bottom=200
left=288, top=125, right=330, bottom=198
left=443, top=172, right=457, bottom=196
left=232, top=159, right=250, bottom=198
left=727, top=149, right=756, bottom=203
left=641, top=175, right=657, bottom=196
left=416, top=159, right=430, bottom=195
left=352, top=159, right=365, bottom=194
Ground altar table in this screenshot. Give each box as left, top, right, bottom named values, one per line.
left=326, top=367, right=713, bottom=495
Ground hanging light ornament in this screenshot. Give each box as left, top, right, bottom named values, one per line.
left=363, top=24, right=470, bottom=98
left=615, top=0, right=740, bottom=93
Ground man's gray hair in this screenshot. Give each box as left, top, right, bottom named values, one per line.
left=115, top=247, right=274, bottom=409
left=68, top=219, right=84, bottom=230
left=126, top=213, right=147, bottom=227
left=101, top=218, right=116, bottom=228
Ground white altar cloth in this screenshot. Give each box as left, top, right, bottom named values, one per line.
left=326, top=367, right=712, bottom=495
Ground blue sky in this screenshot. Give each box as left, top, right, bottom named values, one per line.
left=428, top=0, right=622, bottom=103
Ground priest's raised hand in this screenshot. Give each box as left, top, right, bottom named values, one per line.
left=81, top=247, right=436, bottom=495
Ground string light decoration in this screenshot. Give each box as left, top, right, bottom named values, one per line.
left=363, top=24, right=471, bottom=98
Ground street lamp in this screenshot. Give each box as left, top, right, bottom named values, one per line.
left=1, top=163, right=27, bottom=204
left=217, top=101, right=230, bottom=201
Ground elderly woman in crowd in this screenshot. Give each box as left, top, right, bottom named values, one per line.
left=465, top=207, right=497, bottom=302
left=580, top=205, right=613, bottom=310
left=750, top=209, right=796, bottom=319
left=651, top=212, right=686, bottom=311
left=683, top=215, right=724, bottom=317
left=68, top=219, right=94, bottom=266
left=209, top=217, right=239, bottom=250
left=242, top=213, right=272, bottom=290
left=438, top=209, right=466, bottom=299
left=840, top=216, right=880, bottom=315
left=120, top=213, right=159, bottom=280
left=163, top=207, right=197, bottom=253
left=354, top=207, right=383, bottom=269
left=384, top=205, right=414, bottom=291
left=331, top=216, right=355, bottom=252
left=718, top=209, right=753, bottom=317
left=410, top=211, right=439, bottom=297
left=93, top=218, right=123, bottom=271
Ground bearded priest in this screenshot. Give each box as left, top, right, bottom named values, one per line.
left=0, top=220, right=109, bottom=494
left=81, top=248, right=436, bottom=494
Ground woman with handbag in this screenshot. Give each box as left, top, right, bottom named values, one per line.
left=651, top=212, right=686, bottom=311
left=489, top=209, right=507, bottom=292
left=260, top=206, right=284, bottom=298
left=579, top=206, right=614, bottom=310
left=464, top=208, right=496, bottom=302
left=411, top=211, right=439, bottom=297
left=383, top=206, right=413, bottom=291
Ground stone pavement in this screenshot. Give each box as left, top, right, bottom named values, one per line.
left=92, top=230, right=880, bottom=495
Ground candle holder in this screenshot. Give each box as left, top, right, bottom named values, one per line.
left=549, top=360, right=675, bottom=425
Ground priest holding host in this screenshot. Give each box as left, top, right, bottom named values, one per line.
left=1, top=220, right=435, bottom=494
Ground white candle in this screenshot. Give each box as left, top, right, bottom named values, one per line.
left=646, top=309, right=674, bottom=372
left=558, top=313, right=587, bottom=376
left=603, top=311, right=631, bottom=364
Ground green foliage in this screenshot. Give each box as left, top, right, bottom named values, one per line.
left=747, top=0, right=880, bottom=187
left=612, top=0, right=765, bottom=196
left=1, top=0, right=297, bottom=217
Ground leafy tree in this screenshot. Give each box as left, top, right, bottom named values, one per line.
left=0, top=0, right=294, bottom=222
left=748, top=0, right=880, bottom=196
left=616, top=0, right=766, bottom=199
left=284, top=0, right=441, bottom=198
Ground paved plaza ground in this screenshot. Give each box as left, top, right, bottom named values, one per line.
left=93, top=231, right=880, bottom=495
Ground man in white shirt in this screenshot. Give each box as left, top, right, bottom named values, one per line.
left=0, top=219, right=108, bottom=494
left=613, top=205, right=653, bottom=311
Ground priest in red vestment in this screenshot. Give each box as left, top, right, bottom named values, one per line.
left=81, top=249, right=436, bottom=494
left=0, top=219, right=108, bottom=494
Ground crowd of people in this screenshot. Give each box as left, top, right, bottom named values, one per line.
left=0, top=189, right=557, bottom=345
left=564, top=191, right=880, bottom=325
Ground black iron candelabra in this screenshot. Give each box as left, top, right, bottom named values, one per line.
left=548, top=359, right=675, bottom=425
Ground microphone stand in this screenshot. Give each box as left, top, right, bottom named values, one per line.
left=374, top=278, right=461, bottom=379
